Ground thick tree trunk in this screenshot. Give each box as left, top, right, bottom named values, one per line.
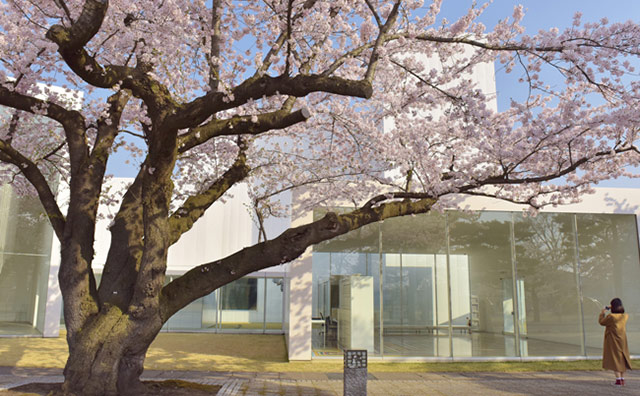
left=57, top=308, right=162, bottom=396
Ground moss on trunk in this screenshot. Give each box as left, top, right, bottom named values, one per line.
left=60, top=307, right=162, bottom=396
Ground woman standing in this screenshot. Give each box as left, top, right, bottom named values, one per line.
left=599, top=298, right=632, bottom=386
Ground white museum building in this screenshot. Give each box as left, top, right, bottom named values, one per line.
left=1, top=50, right=639, bottom=362
left=1, top=180, right=640, bottom=362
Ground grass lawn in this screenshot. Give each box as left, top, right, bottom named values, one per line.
left=0, top=332, right=619, bottom=373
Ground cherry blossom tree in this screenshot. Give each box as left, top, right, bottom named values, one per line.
left=2, top=0, right=640, bottom=394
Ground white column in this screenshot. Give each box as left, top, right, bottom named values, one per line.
left=287, top=250, right=313, bottom=360
left=287, top=192, right=314, bottom=360
left=42, top=235, right=62, bottom=337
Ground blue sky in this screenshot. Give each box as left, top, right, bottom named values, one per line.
left=108, top=1, right=640, bottom=187
left=439, top=1, right=640, bottom=188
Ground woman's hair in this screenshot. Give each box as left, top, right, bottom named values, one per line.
left=610, top=298, right=625, bottom=314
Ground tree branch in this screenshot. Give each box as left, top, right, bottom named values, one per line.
left=166, top=74, right=372, bottom=130
left=364, top=1, right=402, bottom=83
left=45, top=2, right=176, bottom=119
left=0, top=141, right=66, bottom=239
left=363, top=0, right=383, bottom=27
left=0, top=86, right=88, bottom=177
left=209, top=0, right=222, bottom=91
left=462, top=145, right=638, bottom=191
left=90, top=90, right=131, bottom=167
left=177, top=106, right=309, bottom=153
left=168, top=139, right=250, bottom=245
left=160, top=195, right=436, bottom=319
left=254, top=0, right=320, bottom=77
left=52, top=0, right=73, bottom=23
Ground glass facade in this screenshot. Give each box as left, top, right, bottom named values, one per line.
left=0, top=185, right=54, bottom=336
left=64, top=274, right=284, bottom=334
left=311, top=210, right=640, bottom=358
left=162, top=275, right=284, bottom=333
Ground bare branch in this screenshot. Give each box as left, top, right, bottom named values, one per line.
left=320, top=41, right=375, bottom=77
left=389, top=58, right=463, bottom=102
left=465, top=146, right=637, bottom=188
left=41, top=141, right=67, bottom=161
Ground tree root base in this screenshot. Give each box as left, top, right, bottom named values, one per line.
left=10, top=379, right=221, bottom=396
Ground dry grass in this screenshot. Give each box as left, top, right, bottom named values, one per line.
left=0, top=332, right=620, bottom=373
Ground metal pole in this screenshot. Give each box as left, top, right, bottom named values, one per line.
left=509, top=213, right=521, bottom=357
left=378, top=222, right=384, bottom=356
left=434, top=253, right=439, bottom=357
left=263, top=276, right=268, bottom=333
left=445, top=212, right=453, bottom=357
left=572, top=214, right=587, bottom=356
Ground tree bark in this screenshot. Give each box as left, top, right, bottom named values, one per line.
left=58, top=307, right=162, bottom=396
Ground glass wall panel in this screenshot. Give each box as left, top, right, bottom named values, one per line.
left=220, top=277, right=265, bottom=332
left=312, top=218, right=380, bottom=356
left=0, top=186, right=53, bottom=336
left=265, top=278, right=284, bottom=332
left=201, top=290, right=218, bottom=330
left=513, top=213, right=583, bottom=356
left=163, top=275, right=206, bottom=331
left=160, top=276, right=283, bottom=333
left=380, top=212, right=449, bottom=357
left=577, top=213, right=640, bottom=355
left=448, top=211, right=515, bottom=357
left=309, top=209, right=640, bottom=359
left=165, top=298, right=204, bottom=330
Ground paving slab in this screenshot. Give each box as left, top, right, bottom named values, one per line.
left=2, top=367, right=640, bottom=395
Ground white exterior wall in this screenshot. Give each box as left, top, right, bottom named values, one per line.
left=42, top=178, right=258, bottom=336
left=383, top=48, right=498, bottom=136
left=91, top=178, right=255, bottom=273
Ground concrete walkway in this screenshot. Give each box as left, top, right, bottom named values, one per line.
left=1, top=366, right=640, bottom=395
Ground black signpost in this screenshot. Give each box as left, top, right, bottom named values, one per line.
left=344, top=350, right=367, bottom=395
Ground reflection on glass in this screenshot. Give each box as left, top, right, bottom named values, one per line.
left=161, top=276, right=283, bottom=333
left=166, top=298, right=204, bottom=330
left=221, top=278, right=257, bottom=310
left=514, top=213, right=583, bottom=356
left=380, top=212, right=448, bottom=357
left=201, top=291, right=218, bottom=329
left=220, top=278, right=264, bottom=332
left=312, top=218, right=380, bottom=355
left=449, top=211, right=515, bottom=357
left=0, top=185, right=53, bottom=336
left=265, top=278, right=284, bottom=331
left=577, top=214, right=640, bottom=355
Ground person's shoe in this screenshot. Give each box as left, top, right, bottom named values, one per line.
left=621, top=379, right=625, bottom=386
left=614, top=379, right=622, bottom=386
